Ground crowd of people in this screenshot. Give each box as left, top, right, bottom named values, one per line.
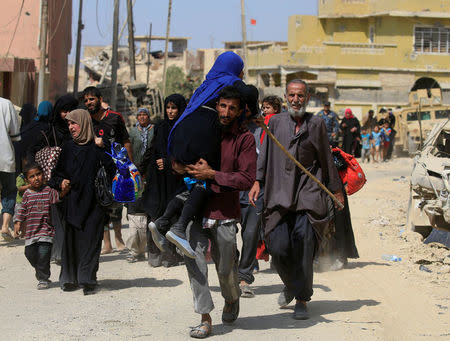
left=0, top=51, right=363, bottom=338
left=317, top=103, right=397, bottom=163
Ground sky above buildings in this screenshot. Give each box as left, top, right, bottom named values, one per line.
left=70, top=0, right=317, bottom=64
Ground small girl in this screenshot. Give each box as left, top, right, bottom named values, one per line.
left=260, top=95, right=282, bottom=144
left=14, top=163, right=67, bottom=289
left=370, top=125, right=383, bottom=163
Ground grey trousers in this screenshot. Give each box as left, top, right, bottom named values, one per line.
left=184, top=219, right=241, bottom=314
left=125, top=214, right=147, bottom=257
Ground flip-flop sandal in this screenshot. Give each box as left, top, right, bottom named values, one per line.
left=1, top=232, right=13, bottom=242
left=240, top=284, right=255, bottom=298
left=190, top=321, right=212, bottom=339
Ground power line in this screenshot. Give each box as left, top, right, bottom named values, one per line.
left=96, top=0, right=106, bottom=38
left=4, top=0, right=25, bottom=59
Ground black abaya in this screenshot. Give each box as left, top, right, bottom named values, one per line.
left=49, top=140, right=114, bottom=288
left=340, top=117, right=361, bottom=155
left=331, top=187, right=359, bottom=262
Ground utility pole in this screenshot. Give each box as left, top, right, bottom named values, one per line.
left=240, top=0, right=248, bottom=81
left=73, top=0, right=83, bottom=96
left=127, top=0, right=136, bottom=82
left=99, top=0, right=135, bottom=85
left=162, top=0, right=172, bottom=98
left=37, top=0, right=48, bottom=103
left=146, top=23, right=152, bottom=86
left=111, top=0, right=119, bottom=110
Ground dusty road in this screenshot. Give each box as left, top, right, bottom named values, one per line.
left=0, top=158, right=448, bottom=340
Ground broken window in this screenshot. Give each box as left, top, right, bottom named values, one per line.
left=414, top=27, right=450, bottom=54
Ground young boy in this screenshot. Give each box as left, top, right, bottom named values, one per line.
left=14, top=163, right=66, bottom=289
left=360, top=128, right=371, bottom=163
left=370, top=125, right=383, bottom=163
left=381, top=121, right=392, bottom=161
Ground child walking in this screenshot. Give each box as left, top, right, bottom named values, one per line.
left=381, top=121, right=392, bottom=161
left=370, top=125, right=383, bottom=163
left=360, top=128, right=371, bottom=163
left=14, top=163, right=66, bottom=289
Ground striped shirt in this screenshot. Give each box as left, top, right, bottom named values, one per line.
left=15, top=186, right=59, bottom=246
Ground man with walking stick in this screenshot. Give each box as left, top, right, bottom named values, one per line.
left=249, top=79, right=344, bottom=320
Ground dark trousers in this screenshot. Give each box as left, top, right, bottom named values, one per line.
left=238, top=204, right=261, bottom=284
left=25, top=242, right=52, bottom=281
left=266, top=212, right=316, bottom=301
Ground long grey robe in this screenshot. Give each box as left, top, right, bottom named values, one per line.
left=256, top=111, right=341, bottom=240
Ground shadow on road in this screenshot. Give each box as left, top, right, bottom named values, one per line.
left=99, top=253, right=130, bottom=263
left=346, top=261, right=390, bottom=269
left=210, top=283, right=331, bottom=295
left=100, top=277, right=183, bottom=290
left=214, top=299, right=380, bottom=335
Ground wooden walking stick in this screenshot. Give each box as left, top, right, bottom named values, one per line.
left=256, top=120, right=344, bottom=210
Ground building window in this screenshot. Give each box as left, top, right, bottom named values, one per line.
left=414, top=26, right=450, bottom=54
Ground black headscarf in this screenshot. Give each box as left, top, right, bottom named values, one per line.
left=164, top=94, right=187, bottom=126
left=19, top=103, right=37, bottom=128
left=52, top=94, right=79, bottom=140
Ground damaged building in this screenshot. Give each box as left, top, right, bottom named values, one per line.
left=246, top=0, right=450, bottom=119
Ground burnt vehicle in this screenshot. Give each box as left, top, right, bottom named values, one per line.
left=406, top=120, right=450, bottom=236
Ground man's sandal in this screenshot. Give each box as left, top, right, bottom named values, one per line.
left=240, top=283, right=255, bottom=298
left=190, top=321, right=212, bottom=339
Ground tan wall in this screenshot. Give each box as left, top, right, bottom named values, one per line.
left=319, top=0, right=450, bottom=17
left=288, top=15, right=450, bottom=72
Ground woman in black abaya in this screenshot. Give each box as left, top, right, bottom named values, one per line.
left=141, top=94, right=186, bottom=267
left=340, top=108, right=361, bottom=155
left=49, top=109, right=114, bottom=294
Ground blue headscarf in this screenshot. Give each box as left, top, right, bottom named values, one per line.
left=35, top=101, right=53, bottom=122
left=168, top=51, right=243, bottom=150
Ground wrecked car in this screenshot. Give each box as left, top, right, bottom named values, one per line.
left=406, top=119, right=450, bottom=236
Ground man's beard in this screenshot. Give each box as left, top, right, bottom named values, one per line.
left=219, top=116, right=236, bottom=131
left=287, top=101, right=306, bottom=119
left=88, top=101, right=101, bottom=115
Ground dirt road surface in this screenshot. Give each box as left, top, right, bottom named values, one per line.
left=0, top=158, right=448, bottom=340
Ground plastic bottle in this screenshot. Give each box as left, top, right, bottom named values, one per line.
left=381, top=254, right=402, bottom=262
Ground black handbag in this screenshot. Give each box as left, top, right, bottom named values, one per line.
left=95, top=163, right=114, bottom=207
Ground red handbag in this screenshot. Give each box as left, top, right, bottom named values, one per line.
left=332, top=147, right=366, bottom=195
left=35, top=128, right=62, bottom=182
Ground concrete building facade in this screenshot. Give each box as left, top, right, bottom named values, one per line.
left=247, top=0, right=450, bottom=118
left=0, top=0, right=72, bottom=106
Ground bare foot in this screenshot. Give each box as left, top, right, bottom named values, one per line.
left=101, top=248, right=113, bottom=255
left=115, top=239, right=126, bottom=251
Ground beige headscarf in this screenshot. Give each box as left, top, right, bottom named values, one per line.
left=65, top=109, right=94, bottom=145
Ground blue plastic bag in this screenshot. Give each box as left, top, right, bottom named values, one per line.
left=108, top=142, right=143, bottom=203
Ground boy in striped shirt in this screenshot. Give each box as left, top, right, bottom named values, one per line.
left=14, top=163, right=67, bottom=289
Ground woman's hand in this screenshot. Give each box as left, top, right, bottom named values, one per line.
left=156, top=158, right=164, bottom=170
left=95, top=137, right=104, bottom=148
left=61, top=179, right=71, bottom=192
